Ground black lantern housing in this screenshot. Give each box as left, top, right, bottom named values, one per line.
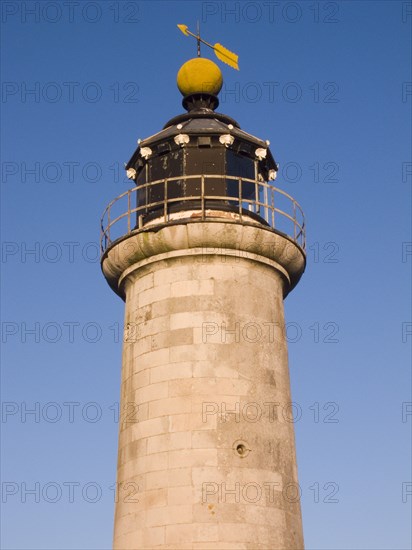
left=125, top=92, right=278, bottom=225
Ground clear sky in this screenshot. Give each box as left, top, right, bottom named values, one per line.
left=1, top=1, right=411, bottom=549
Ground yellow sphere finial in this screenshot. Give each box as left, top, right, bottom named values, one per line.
left=177, top=58, right=223, bottom=97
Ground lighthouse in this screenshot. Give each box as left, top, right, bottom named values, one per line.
left=101, top=40, right=306, bottom=550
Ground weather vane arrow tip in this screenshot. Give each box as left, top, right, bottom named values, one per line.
left=177, top=24, right=189, bottom=36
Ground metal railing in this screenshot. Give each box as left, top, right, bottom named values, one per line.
left=100, top=175, right=305, bottom=255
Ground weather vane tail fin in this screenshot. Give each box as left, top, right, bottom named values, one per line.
left=214, top=43, right=239, bottom=70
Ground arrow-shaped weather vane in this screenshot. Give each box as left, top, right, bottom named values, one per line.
left=177, top=23, right=239, bottom=71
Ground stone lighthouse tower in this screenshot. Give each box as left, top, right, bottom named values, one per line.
left=101, top=51, right=306, bottom=549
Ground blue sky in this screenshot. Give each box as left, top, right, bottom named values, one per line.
left=1, top=1, right=411, bottom=548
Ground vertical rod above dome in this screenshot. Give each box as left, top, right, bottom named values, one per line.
left=196, top=20, right=201, bottom=57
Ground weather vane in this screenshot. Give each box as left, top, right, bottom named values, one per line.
left=177, top=23, right=239, bottom=70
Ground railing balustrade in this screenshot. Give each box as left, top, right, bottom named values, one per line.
left=100, top=175, right=305, bottom=255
